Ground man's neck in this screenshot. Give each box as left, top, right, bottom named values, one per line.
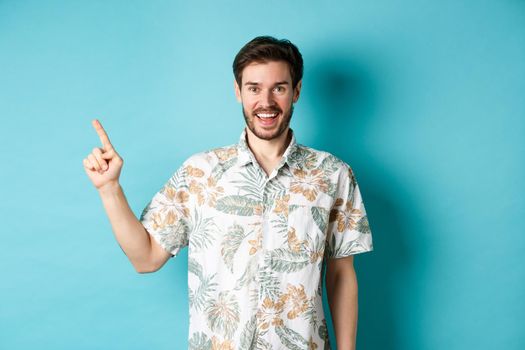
left=245, top=127, right=292, bottom=166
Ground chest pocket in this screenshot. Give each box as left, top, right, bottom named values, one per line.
left=288, top=204, right=330, bottom=239
left=282, top=203, right=330, bottom=270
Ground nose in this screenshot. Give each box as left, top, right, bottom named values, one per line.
left=260, top=89, right=276, bottom=108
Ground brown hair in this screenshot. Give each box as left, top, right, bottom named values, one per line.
left=233, top=36, right=303, bottom=89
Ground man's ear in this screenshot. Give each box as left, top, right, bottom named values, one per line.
left=293, top=80, right=302, bottom=103
left=234, top=79, right=242, bottom=103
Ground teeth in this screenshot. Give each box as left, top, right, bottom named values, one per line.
left=257, top=113, right=278, bottom=118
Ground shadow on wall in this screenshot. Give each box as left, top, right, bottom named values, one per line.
left=309, top=55, right=415, bottom=350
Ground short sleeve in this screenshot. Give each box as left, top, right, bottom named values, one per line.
left=326, top=164, right=373, bottom=258
left=139, top=164, right=192, bottom=258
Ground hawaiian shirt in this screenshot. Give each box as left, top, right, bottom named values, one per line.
left=139, top=128, right=373, bottom=350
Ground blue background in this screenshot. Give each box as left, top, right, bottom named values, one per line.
left=1, top=0, right=524, bottom=349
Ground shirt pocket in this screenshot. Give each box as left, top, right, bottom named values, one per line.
left=283, top=203, right=330, bottom=272
left=287, top=203, right=331, bottom=248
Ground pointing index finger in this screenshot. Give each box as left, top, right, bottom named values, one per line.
left=92, top=119, right=114, bottom=151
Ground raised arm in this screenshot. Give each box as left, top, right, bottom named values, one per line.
left=83, top=119, right=171, bottom=273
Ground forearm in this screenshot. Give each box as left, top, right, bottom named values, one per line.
left=326, top=265, right=358, bottom=350
left=98, top=182, right=152, bottom=272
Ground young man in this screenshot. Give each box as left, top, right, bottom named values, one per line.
left=83, top=36, right=373, bottom=350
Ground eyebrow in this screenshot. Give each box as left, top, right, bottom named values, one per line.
left=243, top=81, right=290, bottom=86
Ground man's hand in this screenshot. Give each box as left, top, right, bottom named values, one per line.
left=83, top=119, right=123, bottom=191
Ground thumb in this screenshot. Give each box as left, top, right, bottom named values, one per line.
left=101, top=149, right=118, bottom=159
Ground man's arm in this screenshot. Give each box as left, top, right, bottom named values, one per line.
left=326, top=255, right=358, bottom=350
left=98, top=182, right=171, bottom=273
left=83, top=119, right=171, bottom=273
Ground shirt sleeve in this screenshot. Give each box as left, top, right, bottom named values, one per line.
left=139, top=164, right=192, bottom=258
left=326, top=163, right=373, bottom=258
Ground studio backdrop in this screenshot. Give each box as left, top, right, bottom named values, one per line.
left=0, top=0, right=523, bottom=349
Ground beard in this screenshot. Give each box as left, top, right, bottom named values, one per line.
left=242, top=103, right=294, bottom=141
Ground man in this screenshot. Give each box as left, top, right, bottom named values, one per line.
left=83, top=36, right=373, bottom=350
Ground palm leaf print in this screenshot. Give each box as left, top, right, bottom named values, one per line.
left=259, top=256, right=281, bottom=300
left=238, top=315, right=257, bottom=350
left=327, top=181, right=338, bottom=198
left=189, top=210, right=217, bottom=252
left=167, top=166, right=189, bottom=190
left=301, top=298, right=319, bottom=329
left=259, top=269, right=281, bottom=299
left=270, top=248, right=310, bottom=273
left=304, top=230, right=325, bottom=272
left=231, top=165, right=265, bottom=198
left=235, top=256, right=258, bottom=291
left=270, top=214, right=288, bottom=238
left=327, top=233, right=337, bottom=257
left=356, top=216, right=371, bottom=234
left=205, top=291, right=240, bottom=338
left=188, top=257, right=218, bottom=312
left=288, top=204, right=302, bottom=213
left=275, top=325, right=309, bottom=350
left=190, top=273, right=218, bottom=312
left=188, top=257, right=203, bottom=279
left=211, top=157, right=238, bottom=182
left=288, top=146, right=318, bottom=170
left=264, top=179, right=286, bottom=206
left=221, top=224, right=248, bottom=273
left=335, top=240, right=364, bottom=257
left=318, top=321, right=328, bottom=342
left=189, top=332, right=211, bottom=349
left=318, top=154, right=342, bottom=175
left=266, top=177, right=286, bottom=193
left=215, top=195, right=261, bottom=216
left=255, top=337, right=273, bottom=350
left=158, top=220, right=189, bottom=254
left=310, top=206, right=329, bottom=234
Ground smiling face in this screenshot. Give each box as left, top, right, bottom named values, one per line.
left=235, top=60, right=302, bottom=141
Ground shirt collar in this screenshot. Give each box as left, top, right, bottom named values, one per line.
left=237, top=127, right=300, bottom=170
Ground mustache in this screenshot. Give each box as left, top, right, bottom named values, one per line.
left=253, top=108, right=281, bottom=114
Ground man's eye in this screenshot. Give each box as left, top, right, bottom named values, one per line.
left=274, top=86, right=285, bottom=93
left=248, top=87, right=258, bottom=92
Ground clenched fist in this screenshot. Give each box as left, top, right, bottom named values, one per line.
left=83, top=119, right=123, bottom=191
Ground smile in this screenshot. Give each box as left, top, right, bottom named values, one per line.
left=255, top=111, right=279, bottom=126
left=256, top=112, right=279, bottom=118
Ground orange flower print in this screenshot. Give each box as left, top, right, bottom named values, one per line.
left=301, top=151, right=318, bottom=170
left=206, top=177, right=225, bottom=207
left=329, top=198, right=362, bottom=233
left=285, top=284, right=309, bottom=319
left=290, top=148, right=318, bottom=169
left=185, top=165, right=205, bottom=178
left=308, top=336, right=319, bottom=350
left=287, top=227, right=307, bottom=253
left=290, top=168, right=329, bottom=202
left=159, top=186, right=190, bottom=219
left=273, top=194, right=290, bottom=216
left=309, top=248, right=324, bottom=264
left=150, top=210, right=177, bottom=230
left=211, top=336, right=235, bottom=350
left=253, top=203, right=264, bottom=216
left=256, top=295, right=287, bottom=330
left=145, top=184, right=190, bottom=230
left=189, top=177, right=224, bottom=207
left=189, top=180, right=205, bottom=205
left=213, top=146, right=238, bottom=162
left=248, top=229, right=262, bottom=255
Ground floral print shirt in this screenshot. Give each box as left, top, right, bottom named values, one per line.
left=139, top=128, right=373, bottom=350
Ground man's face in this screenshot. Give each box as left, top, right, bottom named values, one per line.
left=234, top=60, right=302, bottom=141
